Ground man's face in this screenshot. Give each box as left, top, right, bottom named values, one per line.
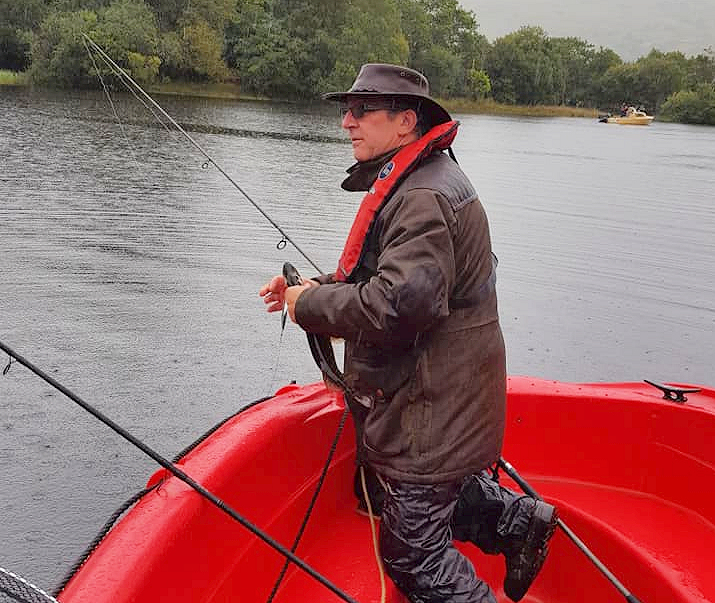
left=341, top=97, right=417, bottom=162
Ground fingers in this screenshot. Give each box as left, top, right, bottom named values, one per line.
left=259, top=275, right=287, bottom=297
left=266, top=301, right=284, bottom=313
left=260, top=275, right=288, bottom=313
left=260, top=275, right=318, bottom=317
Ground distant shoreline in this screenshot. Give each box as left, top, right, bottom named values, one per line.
left=0, top=73, right=600, bottom=120
left=148, top=81, right=600, bottom=119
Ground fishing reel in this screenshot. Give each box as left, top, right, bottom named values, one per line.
left=282, top=262, right=303, bottom=288
left=280, top=262, right=350, bottom=396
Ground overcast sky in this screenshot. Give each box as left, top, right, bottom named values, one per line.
left=463, top=0, right=715, bottom=60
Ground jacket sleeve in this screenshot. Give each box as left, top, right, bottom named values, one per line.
left=311, top=273, right=336, bottom=285
left=295, top=188, right=455, bottom=346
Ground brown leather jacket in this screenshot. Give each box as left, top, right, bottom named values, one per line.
left=296, top=149, right=506, bottom=484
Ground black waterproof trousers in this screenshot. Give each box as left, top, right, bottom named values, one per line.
left=376, top=471, right=534, bottom=603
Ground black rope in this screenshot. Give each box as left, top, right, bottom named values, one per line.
left=266, top=404, right=350, bottom=603
left=53, top=395, right=275, bottom=596
left=0, top=339, right=360, bottom=603
left=52, top=485, right=157, bottom=597
left=1, top=567, right=58, bottom=603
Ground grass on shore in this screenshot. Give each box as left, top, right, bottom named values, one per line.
left=442, top=97, right=599, bottom=118
left=0, top=70, right=28, bottom=86
left=147, top=80, right=267, bottom=101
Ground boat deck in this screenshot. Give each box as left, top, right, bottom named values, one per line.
left=57, top=379, right=715, bottom=603
left=270, top=473, right=714, bottom=603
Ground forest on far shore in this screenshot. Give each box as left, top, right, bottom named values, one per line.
left=1, top=0, right=714, bottom=124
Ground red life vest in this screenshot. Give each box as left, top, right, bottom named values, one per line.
left=335, top=120, right=460, bottom=282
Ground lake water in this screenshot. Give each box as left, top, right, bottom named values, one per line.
left=1, top=86, right=714, bottom=592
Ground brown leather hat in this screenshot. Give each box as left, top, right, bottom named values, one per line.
left=323, top=63, right=451, bottom=129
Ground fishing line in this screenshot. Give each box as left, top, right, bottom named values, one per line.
left=0, top=339, right=360, bottom=603
left=84, top=38, right=173, bottom=137
left=82, top=36, right=140, bottom=161
left=79, top=38, right=352, bottom=598
left=80, top=33, right=323, bottom=275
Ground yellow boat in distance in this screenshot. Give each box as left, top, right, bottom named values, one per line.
left=600, top=106, right=655, bottom=125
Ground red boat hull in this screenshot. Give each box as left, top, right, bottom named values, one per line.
left=58, top=377, right=715, bottom=603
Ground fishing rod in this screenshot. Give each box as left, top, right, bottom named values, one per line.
left=498, top=457, right=643, bottom=603
left=0, top=339, right=360, bottom=603
left=80, top=38, right=360, bottom=599
left=81, top=35, right=362, bottom=396
left=80, top=33, right=323, bottom=276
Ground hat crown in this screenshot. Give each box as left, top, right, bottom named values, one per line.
left=322, top=63, right=451, bottom=129
left=348, top=64, right=430, bottom=97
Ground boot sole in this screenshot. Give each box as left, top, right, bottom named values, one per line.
left=504, top=501, right=558, bottom=602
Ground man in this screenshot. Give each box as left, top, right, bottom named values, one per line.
left=260, top=63, right=556, bottom=602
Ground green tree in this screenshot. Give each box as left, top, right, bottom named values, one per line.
left=596, top=49, right=689, bottom=113
left=686, top=48, right=715, bottom=88
left=417, top=45, right=462, bottom=96
left=30, top=10, right=99, bottom=87
left=224, top=0, right=330, bottom=97
left=94, top=0, right=160, bottom=59
left=486, top=26, right=558, bottom=104
left=398, top=0, right=487, bottom=97
left=634, top=49, right=688, bottom=111
left=0, top=0, right=47, bottom=70
left=30, top=0, right=160, bottom=88
left=152, top=0, right=235, bottom=82
left=51, top=0, right=111, bottom=10
left=325, top=0, right=408, bottom=91
left=145, top=0, right=188, bottom=30
left=177, top=18, right=229, bottom=80
left=227, top=0, right=408, bottom=98
left=465, top=67, right=490, bottom=99
left=548, top=36, right=597, bottom=105
left=127, top=50, right=161, bottom=83
left=181, top=0, right=237, bottom=32
left=660, top=83, right=715, bottom=125
left=588, top=46, right=622, bottom=107
left=596, top=61, right=637, bottom=108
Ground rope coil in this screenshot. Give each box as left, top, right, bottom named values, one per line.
left=0, top=567, right=59, bottom=603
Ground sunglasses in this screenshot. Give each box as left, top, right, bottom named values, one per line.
left=339, top=100, right=413, bottom=119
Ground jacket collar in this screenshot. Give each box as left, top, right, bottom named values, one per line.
left=341, top=147, right=402, bottom=192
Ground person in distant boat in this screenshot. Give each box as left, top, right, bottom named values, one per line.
left=260, top=63, right=557, bottom=603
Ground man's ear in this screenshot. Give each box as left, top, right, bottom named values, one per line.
left=399, top=109, right=419, bottom=134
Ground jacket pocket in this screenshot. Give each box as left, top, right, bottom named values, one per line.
left=347, top=341, right=414, bottom=399
left=363, top=395, right=406, bottom=458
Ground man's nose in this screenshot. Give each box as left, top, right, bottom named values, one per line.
left=342, top=109, right=357, bottom=129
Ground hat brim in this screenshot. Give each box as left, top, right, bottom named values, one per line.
left=323, top=91, right=451, bottom=129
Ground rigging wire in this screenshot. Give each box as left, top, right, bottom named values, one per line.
left=0, top=339, right=360, bottom=603
left=81, top=33, right=323, bottom=275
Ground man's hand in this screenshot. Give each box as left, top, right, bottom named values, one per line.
left=259, top=275, right=288, bottom=313
left=260, top=276, right=317, bottom=323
